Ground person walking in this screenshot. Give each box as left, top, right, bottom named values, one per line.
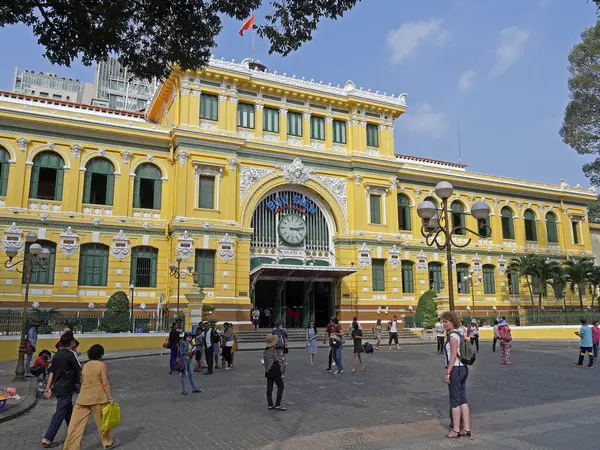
left=306, top=321, right=318, bottom=366
left=202, top=322, right=214, bottom=375
left=62, top=344, right=119, bottom=449
left=168, top=323, right=181, bottom=375
left=441, top=311, right=471, bottom=439
left=324, top=319, right=335, bottom=372
left=351, top=322, right=365, bottom=373
left=457, top=319, right=466, bottom=337
left=54, top=328, right=80, bottom=353
left=230, top=324, right=239, bottom=368
left=272, top=323, right=289, bottom=372
left=251, top=307, right=260, bottom=331
left=497, top=319, right=513, bottom=365
left=575, top=318, right=594, bottom=368
left=222, top=322, right=234, bottom=369
left=388, top=315, right=401, bottom=351
left=179, top=332, right=202, bottom=395
left=592, top=320, right=600, bottom=360
left=194, top=322, right=204, bottom=372
left=211, top=322, right=222, bottom=369
left=330, top=318, right=344, bottom=374
left=373, top=319, right=383, bottom=351
left=263, top=334, right=287, bottom=411
left=492, top=319, right=499, bottom=352
left=25, top=321, right=40, bottom=377
left=41, top=334, right=82, bottom=449
left=467, top=320, right=480, bottom=352
left=435, top=317, right=444, bottom=354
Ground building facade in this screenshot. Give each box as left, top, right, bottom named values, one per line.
left=0, top=57, right=595, bottom=328
left=13, top=68, right=83, bottom=102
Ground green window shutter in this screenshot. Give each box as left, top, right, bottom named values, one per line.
left=133, top=175, right=141, bottom=208
left=78, top=244, right=109, bottom=286
left=501, top=208, right=514, bottom=239
left=149, top=250, right=157, bottom=287
left=29, top=163, right=40, bottom=199
left=572, top=221, right=579, bottom=244
left=201, top=94, right=219, bottom=121
left=332, top=120, right=346, bottom=144
left=370, top=195, right=381, bottom=224
left=82, top=170, right=93, bottom=204
left=0, top=148, right=9, bottom=196
left=509, top=271, right=519, bottom=295
left=428, top=263, right=442, bottom=293
left=26, top=241, right=56, bottom=285
left=54, top=168, right=64, bottom=201
left=401, top=261, right=414, bottom=293
left=287, top=112, right=302, bottom=136
left=366, top=124, right=379, bottom=147
left=524, top=210, right=537, bottom=241
left=106, top=173, right=115, bottom=206
left=198, top=176, right=215, bottom=209
left=310, top=116, right=325, bottom=140
left=397, top=195, right=411, bottom=231
left=237, top=103, right=255, bottom=128
left=372, top=259, right=385, bottom=291
left=546, top=214, right=558, bottom=243
left=456, top=265, right=470, bottom=294
left=483, top=266, right=495, bottom=294
left=196, top=250, right=215, bottom=288
left=153, top=178, right=162, bottom=210
left=131, top=246, right=158, bottom=287
left=263, top=108, right=279, bottom=133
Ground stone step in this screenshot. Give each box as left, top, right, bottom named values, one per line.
left=236, top=329, right=420, bottom=343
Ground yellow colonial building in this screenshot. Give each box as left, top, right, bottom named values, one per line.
left=0, top=57, right=595, bottom=329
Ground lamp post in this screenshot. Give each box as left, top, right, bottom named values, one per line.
left=463, top=269, right=483, bottom=310
left=4, top=232, right=51, bottom=380
left=129, top=281, right=135, bottom=333
left=169, top=256, right=195, bottom=317
left=417, top=181, right=490, bottom=311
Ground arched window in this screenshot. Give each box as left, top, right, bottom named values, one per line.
left=133, top=164, right=162, bottom=210
left=23, top=240, right=56, bottom=285
left=83, top=158, right=115, bottom=206
left=501, top=207, right=514, bottom=240
left=29, top=151, right=65, bottom=201
left=456, top=263, right=470, bottom=294
left=131, top=246, right=158, bottom=287
left=483, top=265, right=495, bottom=294
left=78, top=243, right=109, bottom=286
left=508, top=270, right=519, bottom=295
left=546, top=212, right=558, bottom=243
left=524, top=209, right=537, bottom=241
left=428, top=262, right=443, bottom=293
left=401, top=260, right=414, bottom=293
left=397, top=194, right=411, bottom=231
left=0, top=146, right=10, bottom=196
left=451, top=201, right=465, bottom=235
left=424, top=196, right=438, bottom=208
left=477, top=216, right=491, bottom=238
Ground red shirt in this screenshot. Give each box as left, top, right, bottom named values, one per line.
left=592, top=325, right=600, bottom=343
left=33, top=356, right=50, bottom=368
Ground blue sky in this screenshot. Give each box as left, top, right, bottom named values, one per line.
left=0, top=0, right=597, bottom=188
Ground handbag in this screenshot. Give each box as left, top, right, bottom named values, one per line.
left=162, top=337, right=169, bottom=349
left=329, top=337, right=341, bottom=348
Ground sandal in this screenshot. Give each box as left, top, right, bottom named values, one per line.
left=446, top=430, right=461, bottom=439
left=104, top=438, right=120, bottom=449
left=41, top=442, right=60, bottom=449
left=459, top=430, right=472, bottom=438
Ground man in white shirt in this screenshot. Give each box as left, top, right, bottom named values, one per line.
left=434, top=317, right=445, bottom=354
left=492, top=319, right=500, bottom=352
left=388, top=316, right=402, bottom=351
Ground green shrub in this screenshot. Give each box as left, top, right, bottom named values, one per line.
left=100, top=291, right=132, bottom=333
left=202, top=304, right=216, bottom=322
left=415, top=290, right=438, bottom=329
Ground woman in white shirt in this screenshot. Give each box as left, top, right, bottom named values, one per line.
left=441, top=311, right=471, bottom=439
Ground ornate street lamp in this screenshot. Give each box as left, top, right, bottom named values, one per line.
left=169, top=256, right=195, bottom=317
left=417, top=181, right=490, bottom=311
left=4, top=232, right=50, bottom=380
left=463, top=269, right=483, bottom=309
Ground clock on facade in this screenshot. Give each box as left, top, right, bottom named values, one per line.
left=278, top=214, right=307, bottom=245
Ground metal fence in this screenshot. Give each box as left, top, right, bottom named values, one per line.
left=405, top=314, right=520, bottom=328
left=524, top=312, right=599, bottom=326
left=0, top=310, right=184, bottom=335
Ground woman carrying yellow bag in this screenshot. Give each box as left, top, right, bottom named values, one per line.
left=63, top=344, right=119, bottom=449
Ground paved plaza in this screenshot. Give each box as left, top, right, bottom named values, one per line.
left=1, top=341, right=600, bottom=449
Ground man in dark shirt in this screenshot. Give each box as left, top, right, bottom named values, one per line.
left=41, top=334, right=81, bottom=448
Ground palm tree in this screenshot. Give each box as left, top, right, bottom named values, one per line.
left=509, top=255, right=543, bottom=309
left=548, top=263, right=567, bottom=310
left=535, top=259, right=560, bottom=311
left=564, top=258, right=594, bottom=311
left=587, top=265, right=600, bottom=309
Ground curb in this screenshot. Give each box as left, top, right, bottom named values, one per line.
left=0, top=378, right=38, bottom=424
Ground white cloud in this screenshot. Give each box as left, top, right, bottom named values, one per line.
left=457, top=70, right=477, bottom=93
left=402, top=103, right=449, bottom=138
left=387, top=20, right=445, bottom=64
left=491, top=27, right=530, bottom=76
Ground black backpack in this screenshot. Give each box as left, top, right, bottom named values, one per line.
left=362, top=342, right=374, bottom=353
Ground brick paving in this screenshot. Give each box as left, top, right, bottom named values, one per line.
left=1, top=341, right=599, bottom=449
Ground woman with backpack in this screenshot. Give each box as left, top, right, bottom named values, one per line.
left=497, top=319, right=513, bottom=365
left=351, top=322, right=365, bottom=373
left=441, top=311, right=471, bottom=439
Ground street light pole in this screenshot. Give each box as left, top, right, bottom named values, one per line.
left=169, top=256, right=195, bottom=319
left=417, top=181, right=491, bottom=312
left=4, top=232, right=50, bottom=380
left=130, top=281, right=135, bottom=333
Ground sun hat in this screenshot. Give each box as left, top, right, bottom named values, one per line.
left=266, top=334, right=278, bottom=347
left=471, top=319, right=477, bottom=324
left=184, top=331, right=195, bottom=337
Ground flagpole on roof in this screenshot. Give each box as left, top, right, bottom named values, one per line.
left=252, top=28, right=255, bottom=62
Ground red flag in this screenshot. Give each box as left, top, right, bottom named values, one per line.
left=239, top=16, right=255, bottom=36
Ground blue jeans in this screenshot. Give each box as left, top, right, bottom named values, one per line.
left=180, top=359, right=197, bottom=392
left=25, top=352, right=34, bottom=376
left=332, top=345, right=343, bottom=371
left=594, top=342, right=599, bottom=359
left=170, top=347, right=177, bottom=372
left=44, top=394, right=73, bottom=441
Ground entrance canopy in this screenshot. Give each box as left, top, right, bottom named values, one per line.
left=250, top=263, right=357, bottom=282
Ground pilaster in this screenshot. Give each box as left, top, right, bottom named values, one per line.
left=254, top=103, right=264, bottom=139
left=180, top=88, right=191, bottom=125
left=279, top=106, right=288, bottom=143
left=189, top=90, right=201, bottom=126
left=302, top=111, right=311, bottom=146
left=325, top=116, right=333, bottom=149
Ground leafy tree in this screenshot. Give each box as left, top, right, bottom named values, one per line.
left=563, top=258, right=594, bottom=311
left=548, top=263, right=568, bottom=309
left=101, top=291, right=132, bottom=333
left=0, top=0, right=360, bottom=80
left=560, top=20, right=600, bottom=185
left=201, top=304, right=216, bottom=322
left=588, top=198, right=600, bottom=223
left=508, top=255, right=542, bottom=309
left=587, top=264, right=600, bottom=307
left=415, top=290, right=438, bottom=329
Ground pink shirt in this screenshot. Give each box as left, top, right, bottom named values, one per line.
left=592, top=326, right=600, bottom=343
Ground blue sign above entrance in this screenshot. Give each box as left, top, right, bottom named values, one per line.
left=266, top=193, right=318, bottom=215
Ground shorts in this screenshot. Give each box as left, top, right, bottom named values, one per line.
left=195, top=349, right=202, bottom=361
left=252, top=319, right=259, bottom=326
left=389, top=332, right=398, bottom=344
left=448, top=365, right=468, bottom=408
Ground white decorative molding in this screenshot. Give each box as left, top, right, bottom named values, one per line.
left=352, top=175, right=362, bottom=186
left=142, top=221, right=151, bottom=230
left=70, top=144, right=83, bottom=160
left=121, top=151, right=131, bottom=166
left=240, top=165, right=275, bottom=202
left=176, top=230, right=195, bottom=261
left=332, top=144, right=346, bottom=153
left=274, top=158, right=316, bottom=185
left=200, top=121, right=218, bottom=131
left=416, top=250, right=427, bottom=272
left=146, top=154, right=153, bottom=161
left=389, top=245, right=401, bottom=269
left=526, top=241, right=539, bottom=250
left=193, top=163, right=223, bottom=181
left=218, top=95, right=228, bottom=102
left=2, top=222, right=23, bottom=253
left=98, top=148, right=106, bottom=156
left=217, top=233, right=235, bottom=261
left=228, top=158, right=237, bottom=172
left=390, top=180, right=398, bottom=192
left=237, top=129, right=255, bottom=139
left=310, top=140, right=325, bottom=150
left=91, top=217, right=103, bottom=226
left=192, top=90, right=201, bottom=98
left=503, top=239, right=517, bottom=248
left=39, top=214, right=49, bottom=222
left=365, top=185, right=389, bottom=196
left=279, top=107, right=288, bottom=116
left=111, top=230, right=130, bottom=260
left=358, top=242, right=372, bottom=268
left=82, top=206, right=112, bottom=216
left=287, top=137, right=302, bottom=147
left=302, top=112, right=311, bottom=120
left=181, top=88, right=191, bottom=96
left=314, top=175, right=347, bottom=212
left=176, top=151, right=189, bottom=167
left=59, top=226, right=79, bottom=258
left=263, top=133, right=279, bottom=143
left=88, top=302, right=95, bottom=309
left=17, top=138, right=30, bottom=153
left=472, top=254, right=482, bottom=274
left=366, top=147, right=379, bottom=156
left=498, top=255, right=507, bottom=275
left=29, top=201, right=61, bottom=212
left=378, top=124, right=387, bottom=132
left=254, top=104, right=264, bottom=112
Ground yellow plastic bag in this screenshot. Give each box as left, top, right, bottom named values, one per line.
left=101, top=402, right=120, bottom=433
